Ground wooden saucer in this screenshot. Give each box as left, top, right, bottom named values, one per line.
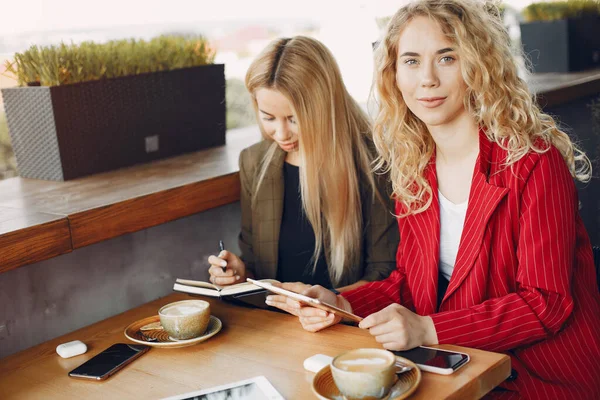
left=124, top=315, right=222, bottom=348
left=312, top=357, right=421, bottom=400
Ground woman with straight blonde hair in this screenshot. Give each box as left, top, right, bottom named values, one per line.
left=274, top=2, right=600, bottom=398
left=208, top=36, right=398, bottom=294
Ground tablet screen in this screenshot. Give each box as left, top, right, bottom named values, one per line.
left=161, top=376, right=284, bottom=400
left=177, top=382, right=267, bottom=400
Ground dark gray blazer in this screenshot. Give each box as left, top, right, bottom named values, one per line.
left=238, top=140, right=398, bottom=287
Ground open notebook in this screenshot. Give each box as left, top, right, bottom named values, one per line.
left=173, top=278, right=279, bottom=298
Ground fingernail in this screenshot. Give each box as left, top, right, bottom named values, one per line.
left=235, top=275, right=241, bottom=281
left=221, top=261, right=227, bottom=267
left=266, top=296, right=273, bottom=301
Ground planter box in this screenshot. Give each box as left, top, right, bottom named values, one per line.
left=1, top=64, right=225, bottom=181
left=520, top=17, right=600, bottom=73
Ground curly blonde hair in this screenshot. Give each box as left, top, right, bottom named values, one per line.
left=372, top=0, right=592, bottom=216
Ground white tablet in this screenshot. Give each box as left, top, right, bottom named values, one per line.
left=247, top=278, right=363, bottom=323
left=160, top=376, right=284, bottom=400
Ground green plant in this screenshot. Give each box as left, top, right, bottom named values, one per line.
left=3, top=35, right=216, bottom=87
left=523, top=0, right=600, bottom=22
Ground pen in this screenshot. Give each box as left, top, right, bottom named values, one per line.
left=219, top=240, right=226, bottom=272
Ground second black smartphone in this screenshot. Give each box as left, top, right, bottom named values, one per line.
left=393, top=346, right=470, bottom=375
left=68, top=343, right=150, bottom=381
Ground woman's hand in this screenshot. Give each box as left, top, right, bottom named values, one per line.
left=265, top=282, right=311, bottom=316
left=359, top=304, right=438, bottom=350
left=267, top=284, right=352, bottom=332
left=207, top=251, right=247, bottom=286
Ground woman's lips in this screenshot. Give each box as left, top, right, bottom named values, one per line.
left=279, top=142, right=298, bottom=151
left=418, top=97, right=447, bottom=108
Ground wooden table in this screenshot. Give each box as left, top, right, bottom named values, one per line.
left=0, top=293, right=511, bottom=399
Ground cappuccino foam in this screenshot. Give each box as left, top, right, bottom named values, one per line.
left=161, top=304, right=207, bottom=316
left=335, top=356, right=390, bottom=372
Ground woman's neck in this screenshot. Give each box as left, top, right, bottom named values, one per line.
left=429, top=115, right=480, bottom=204
left=427, top=115, right=480, bottom=165
left=285, top=150, right=301, bottom=166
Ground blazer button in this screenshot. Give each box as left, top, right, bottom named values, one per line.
left=506, top=368, right=519, bottom=382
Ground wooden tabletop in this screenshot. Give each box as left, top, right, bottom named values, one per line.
left=0, top=127, right=262, bottom=273
left=0, top=293, right=511, bottom=400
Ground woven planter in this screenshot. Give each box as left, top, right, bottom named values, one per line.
left=1, top=64, right=225, bottom=181
left=520, top=16, right=600, bottom=73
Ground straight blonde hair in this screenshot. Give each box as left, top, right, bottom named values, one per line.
left=372, top=0, right=592, bottom=216
left=245, top=36, right=377, bottom=284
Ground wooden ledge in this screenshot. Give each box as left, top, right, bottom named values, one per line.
left=0, top=206, right=71, bottom=273
left=528, top=68, right=600, bottom=108
left=0, top=128, right=261, bottom=273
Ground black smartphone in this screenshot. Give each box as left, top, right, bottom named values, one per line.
left=393, top=346, right=470, bottom=375
left=68, top=343, right=150, bottom=381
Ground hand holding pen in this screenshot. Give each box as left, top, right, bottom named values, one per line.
left=207, top=240, right=248, bottom=286
left=219, top=240, right=226, bottom=272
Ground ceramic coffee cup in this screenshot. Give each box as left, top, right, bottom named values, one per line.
left=158, top=299, right=210, bottom=340
left=331, top=348, right=396, bottom=400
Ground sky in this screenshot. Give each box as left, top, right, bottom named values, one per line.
left=1, top=0, right=535, bottom=35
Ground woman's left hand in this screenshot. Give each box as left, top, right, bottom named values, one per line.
left=265, top=282, right=312, bottom=316
left=359, top=304, right=438, bottom=350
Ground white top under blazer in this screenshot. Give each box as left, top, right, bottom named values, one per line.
left=438, top=190, right=468, bottom=281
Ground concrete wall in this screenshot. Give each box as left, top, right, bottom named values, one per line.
left=0, top=202, right=241, bottom=359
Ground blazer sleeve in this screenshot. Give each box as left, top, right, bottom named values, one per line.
left=430, top=148, right=577, bottom=352
left=238, top=148, right=257, bottom=278
left=360, top=173, right=399, bottom=282
left=343, top=200, right=413, bottom=317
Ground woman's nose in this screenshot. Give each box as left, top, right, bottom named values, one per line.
left=420, top=62, right=439, bottom=88
left=273, top=123, right=291, bottom=141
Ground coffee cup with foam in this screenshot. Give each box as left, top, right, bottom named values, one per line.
left=330, top=348, right=396, bottom=400
left=158, top=299, right=211, bottom=340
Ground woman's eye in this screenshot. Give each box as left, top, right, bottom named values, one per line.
left=440, top=56, right=455, bottom=63
left=404, top=59, right=418, bottom=65
left=262, top=117, right=275, bottom=122
left=288, top=118, right=297, bottom=124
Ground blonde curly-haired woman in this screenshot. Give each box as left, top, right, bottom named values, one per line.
left=270, top=1, right=600, bottom=398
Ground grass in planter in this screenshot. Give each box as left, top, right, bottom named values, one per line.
left=523, top=0, right=600, bottom=22
left=3, top=35, right=216, bottom=87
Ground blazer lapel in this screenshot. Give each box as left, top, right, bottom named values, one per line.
left=255, top=147, right=285, bottom=279
left=441, top=132, right=509, bottom=304
left=406, top=159, right=440, bottom=315
left=252, top=148, right=285, bottom=277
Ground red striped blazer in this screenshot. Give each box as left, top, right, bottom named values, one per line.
left=343, top=132, right=600, bottom=399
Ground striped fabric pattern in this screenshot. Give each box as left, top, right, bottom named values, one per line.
left=343, top=132, right=600, bottom=399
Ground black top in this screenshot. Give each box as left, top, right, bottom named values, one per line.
left=437, top=269, right=450, bottom=310
left=277, top=162, right=333, bottom=288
